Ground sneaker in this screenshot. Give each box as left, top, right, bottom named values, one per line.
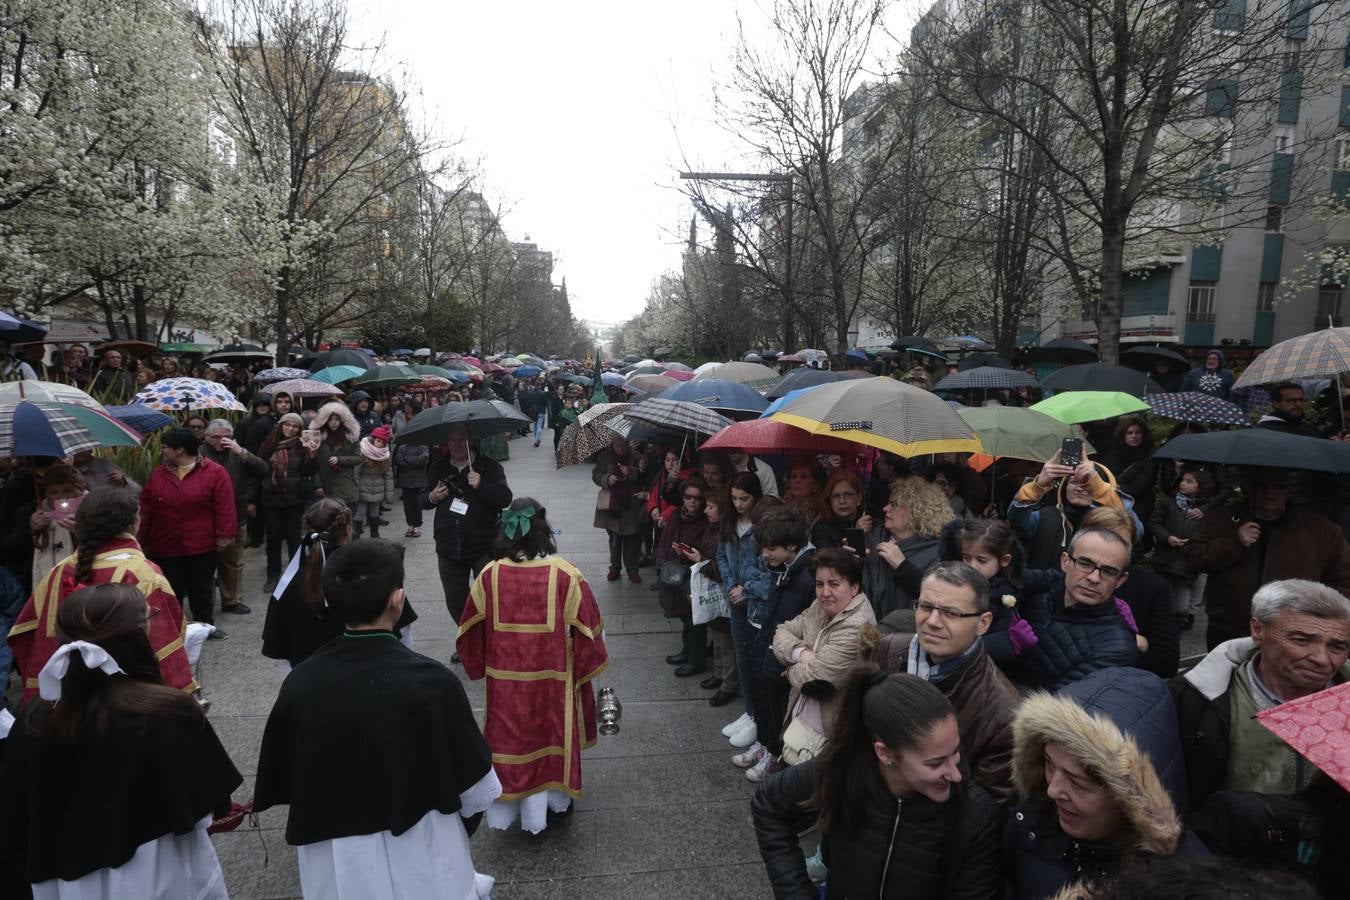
left=627, top=571, right=641, bottom=584
left=721, top=712, right=753, bottom=737
left=745, top=753, right=775, bottom=783
left=206, top=628, right=228, bottom=641
left=607, top=569, right=620, bottom=582
left=729, top=720, right=759, bottom=749
left=805, top=846, right=828, bottom=883
left=732, top=742, right=766, bottom=769
left=221, top=603, right=251, bottom=615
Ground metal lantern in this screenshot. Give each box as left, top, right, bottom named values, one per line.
left=597, top=686, right=622, bottom=736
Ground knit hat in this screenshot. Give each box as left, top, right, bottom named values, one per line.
left=371, top=425, right=392, bottom=442
left=279, top=412, right=303, bottom=428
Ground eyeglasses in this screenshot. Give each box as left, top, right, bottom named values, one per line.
left=917, top=601, right=984, bottom=620
left=1066, top=552, right=1124, bottom=580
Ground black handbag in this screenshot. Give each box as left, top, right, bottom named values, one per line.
left=658, top=561, right=691, bottom=591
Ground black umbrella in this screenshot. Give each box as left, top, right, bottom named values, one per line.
left=203, top=343, right=272, bottom=364
left=1042, top=362, right=1163, bottom=397
left=309, top=348, right=376, bottom=372
left=1153, top=428, right=1350, bottom=474
left=1121, top=345, right=1191, bottom=375
left=957, top=351, right=1015, bottom=372
left=1023, top=338, right=1099, bottom=365
left=765, top=368, right=871, bottom=400
left=393, top=400, right=530, bottom=446
left=889, top=335, right=946, bottom=360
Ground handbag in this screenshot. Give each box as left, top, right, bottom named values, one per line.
left=595, top=487, right=611, bottom=510
left=690, top=560, right=730, bottom=626
left=658, top=560, right=690, bottom=591
left=781, top=713, right=828, bottom=766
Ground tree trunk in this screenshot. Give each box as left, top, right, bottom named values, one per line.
left=1098, top=226, right=1125, bottom=364
left=274, top=268, right=292, bottom=366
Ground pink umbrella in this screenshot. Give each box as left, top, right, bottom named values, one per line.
left=700, top=418, right=859, bottom=454
left=663, top=369, right=696, bottom=382
left=461, top=356, right=482, bottom=367
left=482, top=362, right=507, bottom=374
left=1257, top=681, right=1350, bottom=793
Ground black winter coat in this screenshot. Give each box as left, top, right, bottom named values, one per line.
left=420, top=452, right=512, bottom=562
left=748, top=547, right=816, bottom=681
left=752, top=758, right=1003, bottom=900
left=1015, top=588, right=1139, bottom=691
left=1115, top=565, right=1179, bottom=678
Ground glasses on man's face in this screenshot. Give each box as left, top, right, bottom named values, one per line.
left=1066, top=552, right=1124, bottom=580
left=917, top=601, right=984, bottom=620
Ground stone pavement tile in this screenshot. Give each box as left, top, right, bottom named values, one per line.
left=583, top=699, right=735, bottom=759
left=491, top=861, right=766, bottom=899
left=201, top=663, right=289, bottom=717
left=602, top=631, right=689, bottom=660
left=589, top=657, right=692, bottom=703
left=599, top=612, right=680, bottom=636
left=589, top=799, right=761, bottom=875
left=470, top=810, right=599, bottom=883
left=213, top=714, right=268, bottom=777
left=575, top=750, right=756, bottom=811
left=214, top=830, right=301, bottom=900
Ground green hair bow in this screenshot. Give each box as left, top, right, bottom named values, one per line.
left=502, top=505, right=537, bottom=540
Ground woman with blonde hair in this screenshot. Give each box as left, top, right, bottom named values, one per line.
left=862, top=477, right=953, bottom=624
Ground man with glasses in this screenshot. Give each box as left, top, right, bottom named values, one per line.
left=871, top=561, right=1019, bottom=802
left=1007, top=528, right=1139, bottom=691
left=1173, top=579, right=1350, bottom=811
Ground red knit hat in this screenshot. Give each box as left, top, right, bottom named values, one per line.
left=371, top=425, right=392, bottom=442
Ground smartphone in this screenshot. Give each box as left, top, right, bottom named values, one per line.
left=1059, top=437, right=1084, bottom=468
left=842, top=528, right=866, bottom=554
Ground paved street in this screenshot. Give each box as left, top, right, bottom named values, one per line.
left=205, top=437, right=771, bottom=898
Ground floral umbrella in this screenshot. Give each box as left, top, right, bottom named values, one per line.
left=253, top=366, right=311, bottom=384
left=134, top=377, right=246, bottom=412
left=1144, top=392, right=1249, bottom=427
left=556, top=403, right=633, bottom=467
left=258, top=379, right=344, bottom=399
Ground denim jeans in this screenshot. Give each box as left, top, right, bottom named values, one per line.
left=0, top=567, right=25, bottom=711
left=727, top=598, right=756, bottom=719
left=534, top=411, right=547, bottom=443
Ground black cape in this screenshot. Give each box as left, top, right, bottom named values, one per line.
left=260, top=538, right=418, bottom=667
left=254, top=631, right=492, bottom=846
left=0, top=708, right=240, bottom=888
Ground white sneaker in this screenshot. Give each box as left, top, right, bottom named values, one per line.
left=732, top=742, right=766, bottom=768
left=721, top=712, right=752, bottom=737
left=745, top=753, right=774, bottom=783
left=729, top=719, right=759, bottom=749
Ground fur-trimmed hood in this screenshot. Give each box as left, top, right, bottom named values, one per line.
left=1012, top=667, right=1186, bottom=856
left=313, top=400, right=359, bottom=443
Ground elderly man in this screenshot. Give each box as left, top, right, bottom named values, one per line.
left=90, top=348, right=134, bottom=401
left=1008, top=527, right=1139, bottom=690
left=1172, top=578, right=1350, bottom=811
left=200, top=419, right=268, bottom=615
left=872, top=561, right=1020, bottom=803
left=1184, top=467, right=1350, bottom=649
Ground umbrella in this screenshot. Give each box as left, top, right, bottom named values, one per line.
left=418, top=376, right=453, bottom=390
left=394, top=399, right=530, bottom=445
left=777, top=352, right=807, bottom=365
left=410, top=364, right=458, bottom=379
left=258, top=378, right=345, bottom=399
left=621, top=354, right=642, bottom=364
left=889, top=336, right=946, bottom=359
left=623, top=398, right=732, bottom=436
left=600, top=371, right=627, bottom=386
left=0, top=401, right=143, bottom=457
left=0, top=380, right=104, bottom=409
left=700, top=418, right=859, bottom=455
left=555, top=373, right=593, bottom=387
left=253, top=366, right=311, bottom=384
left=1023, top=337, right=1099, bottom=365
left=1030, top=391, right=1149, bottom=425
left=352, top=364, right=420, bottom=389
left=765, top=368, right=871, bottom=400
left=0, top=313, right=47, bottom=344
left=934, top=367, right=1040, bottom=391
left=1043, top=362, right=1163, bottom=396
left=158, top=342, right=210, bottom=355
left=761, top=385, right=829, bottom=418
left=514, top=365, right=544, bottom=378
left=310, top=348, right=376, bottom=372
left=770, top=377, right=981, bottom=457
left=202, top=343, right=271, bottom=364
left=651, top=378, right=769, bottom=420
left=950, top=335, right=994, bottom=351
left=1120, top=345, right=1190, bottom=375
left=845, top=349, right=871, bottom=365
left=693, top=361, right=780, bottom=389
left=663, top=369, right=696, bottom=382
left=105, top=404, right=175, bottom=435
left=625, top=374, right=678, bottom=393
left=311, top=365, right=368, bottom=385
left=556, top=404, right=633, bottom=467
left=628, top=365, right=666, bottom=376
left=95, top=339, right=158, bottom=359
left=461, top=356, right=482, bottom=367
left=957, top=351, right=1014, bottom=372
left=1257, top=681, right=1350, bottom=793
left=482, top=362, right=508, bottom=375
left=663, top=362, right=694, bottom=372
left=289, top=345, right=317, bottom=362
left=957, top=407, right=1093, bottom=463
left=133, top=377, right=246, bottom=412
left=1234, top=327, right=1350, bottom=389
left=742, top=352, right=763, bottom=363
left=499, top=357, right=522, bottom=368
left=1153, top=428, right=1350, bottom=473
left=1144, top=392, right=1250, bottom=427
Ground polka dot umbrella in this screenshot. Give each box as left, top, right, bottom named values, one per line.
left=134, top=377, right=247, bottom=412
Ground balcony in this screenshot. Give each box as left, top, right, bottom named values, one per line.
left=1060, top=313, right=1179, bottom=343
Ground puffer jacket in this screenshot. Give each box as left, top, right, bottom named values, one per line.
left=311, top=401, right=362, bottom=503
left=393, top=441, right=430, bottom=491
left=715, top=524, right=771, bottom=624
left=753, top=757, right=1003, bottom=900
left=1008, top=464, right=1142, bottom=569
left=1006, top=667, right=1206, bottom=900
left=1013, top=586, right=1139, bottom=691
left=356, top=459, right=395, bottom=504
left=771, top=592, right=876, bottom=738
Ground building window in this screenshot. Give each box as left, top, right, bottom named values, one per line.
left=1337, top=136, right=1350, bottom=171
left=1206, top=79, right=1238, bottom=118
left=1265, top=205, right=1284, bottom=232
left=1316, top=288, right=1343, bottom=328
left=1213, top=0, right=1244, bottom=32
left=1258, top=282, right=1277, bottom=311
left=1188, top=282, right=1217, bottom=323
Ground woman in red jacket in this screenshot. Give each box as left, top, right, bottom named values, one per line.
left=138, top=427, right=237, bottom=636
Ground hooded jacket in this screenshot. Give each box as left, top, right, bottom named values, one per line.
left=1008, top=463, right=1142, bottom=569
left=1181, top=349, right=1235, bottom=399
left=1006, top=667, right=1206, bottom=899
left=311, top=401, right=362, bottom=502
left=347, top=390, right=383, bottom=437
left=748, top=546, right=816, bottom=680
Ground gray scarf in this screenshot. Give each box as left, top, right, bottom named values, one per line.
left=906, top=635, right=981, bottom=683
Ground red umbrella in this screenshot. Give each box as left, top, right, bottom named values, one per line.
left=1257, top=681, right=1350, bottom=793
left=663, top=369, right=696, bottom=382
left=461, top=356, right=482, bottom=367
left=700, top=418, right=859, bottom=454
left=482, top=362, right=507, bottom=374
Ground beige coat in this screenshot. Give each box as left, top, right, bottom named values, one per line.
left=772, top=591, right=876, bottom=738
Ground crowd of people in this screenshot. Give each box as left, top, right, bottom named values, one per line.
left=0, top=336, right=1349, bottom=898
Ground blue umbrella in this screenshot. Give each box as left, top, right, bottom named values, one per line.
left=515, top=365, right=543, bottom=378
left=0, top=312, right=48, bottom=344
left=105, top=404, right=175, bottom=435
left=652, top=377, right=768, bottom=419
left=759, top=384, right=827, bottom=418
left=845, top=348, right=871, bottom=364
left=600, top=371, right=626, bottom=386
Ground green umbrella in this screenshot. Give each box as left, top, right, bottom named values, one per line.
left=958, top=406, right=1095, bottom=463
left=352, top=364, right=420, bottom=389
left=411, top=364, right=458, bottom=379
left=556, top=373, right=593, bottom=387
left=311, top=364, right=368, bottom=385
left=1030, top=391, right=1149, bottom=425
left=158, top=342, right=209, bottom=355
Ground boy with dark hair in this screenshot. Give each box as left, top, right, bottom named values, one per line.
left=255, top=539, right=499, bottom=898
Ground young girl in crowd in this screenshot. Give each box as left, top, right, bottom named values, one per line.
left=354, top=425, right=395, bottom=539
left=0, top=584, right=241, bottom=898
left=686, top=489, right=737, bottom=705
left=262, top=499, right=417, bottom=668
left=715, top=474, right=773, bottom=749
left=1148, top=466, right=1218, bottom=632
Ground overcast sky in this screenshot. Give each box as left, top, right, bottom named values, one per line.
left=350, top=0, right=924, bottom=325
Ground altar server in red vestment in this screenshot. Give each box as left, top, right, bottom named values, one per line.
left=8, top=487, right=195, bottom=701
left=457, top=497, right=610, bottom=833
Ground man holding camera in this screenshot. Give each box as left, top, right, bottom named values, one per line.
left=420, top=424, right=513, bottom=636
